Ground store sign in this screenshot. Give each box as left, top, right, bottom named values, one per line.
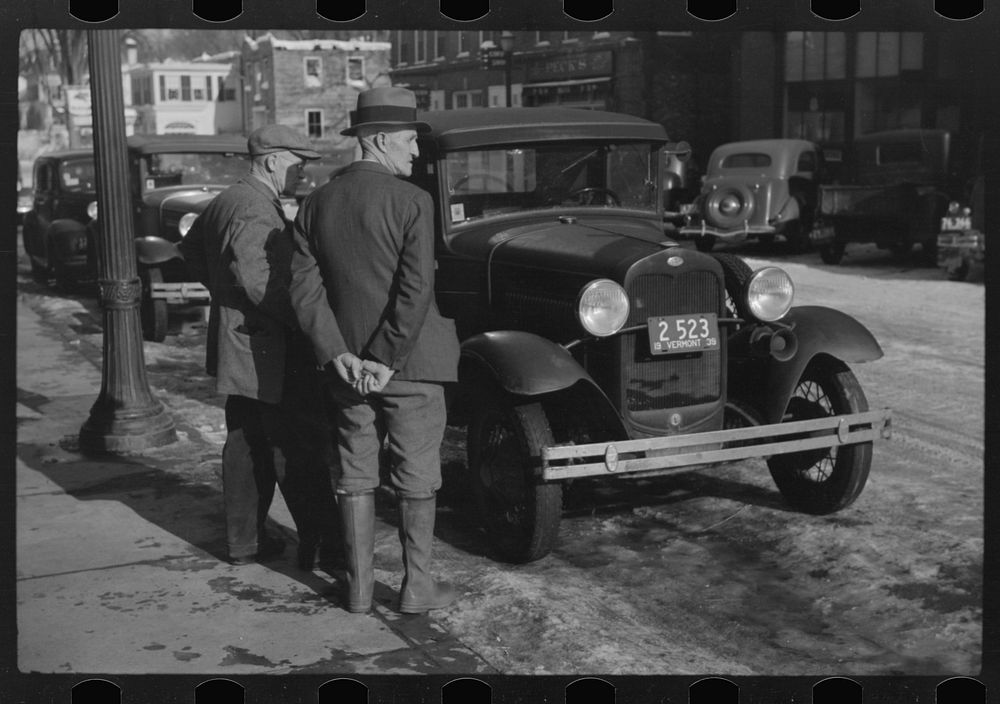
left=527, top=50, right=613, bottom=82
left=479, top=47, right=508, bottom=69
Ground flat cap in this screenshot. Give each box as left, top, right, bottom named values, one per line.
left=247, top=124, right=322, bottom=160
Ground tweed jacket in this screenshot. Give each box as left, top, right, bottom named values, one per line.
left=290, top=160, right=459, bottom=383
left=179, top=176, right=347, bottom=403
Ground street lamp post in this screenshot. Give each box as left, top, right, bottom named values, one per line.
left=499, top=31, right=514, bottom=107
left=78, top=30, right=176, bottom=453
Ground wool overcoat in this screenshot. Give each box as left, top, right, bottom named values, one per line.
left=290, top=160, right=459, bottom=382
left=180, top=176, right=347, bottom=403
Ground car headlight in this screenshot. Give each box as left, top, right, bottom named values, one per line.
left=178, top=212, right=199, bottom=237
left=87, top=201, right=98, bottom=220
left=578, top=279, right=629, bottom=337
left=746, top=266, right=794, bottom=322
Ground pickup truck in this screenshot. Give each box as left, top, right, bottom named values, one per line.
left=814, top=129, right=966, bottom=266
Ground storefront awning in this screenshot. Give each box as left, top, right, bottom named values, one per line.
left=522, top=76, right=612, bottom=92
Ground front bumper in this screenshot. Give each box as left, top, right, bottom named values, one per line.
left=540, top=408, right=892, bottom=481
left=936, top=230, right=984, bottom=262
left=679, top=220, right=777, bottom=241
left=150, top=281, right=211, bottom=304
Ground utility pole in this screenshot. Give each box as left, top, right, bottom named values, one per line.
left=79, top=29, right=176, bottom=452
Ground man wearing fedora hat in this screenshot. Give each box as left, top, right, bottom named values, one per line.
left=180, top=124, right=366, bottom=569
left=290, top=87, right=461, bottom=614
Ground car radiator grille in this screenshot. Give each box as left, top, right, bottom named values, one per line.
left=623, top=271, right=723, bottom=413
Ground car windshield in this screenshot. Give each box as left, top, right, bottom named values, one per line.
left=140, top=151, right=248, bottom=192
left=59, top=159, right=97, bottom=192
left=443, top=142, right=660, bottom=225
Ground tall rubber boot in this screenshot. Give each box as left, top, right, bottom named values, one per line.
left=397, top=494, right=456, bottom=614
left=339, top=491, right=375, bottom=613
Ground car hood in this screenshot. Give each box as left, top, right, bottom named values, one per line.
left=450, top=214, right=677, bottom=281
left=143, top=186, right=227, bottom=212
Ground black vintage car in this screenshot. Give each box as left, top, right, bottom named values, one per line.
left=21, top=149, right=98, bottom=290
left=408, top=108, right=891, bottom=563
left=87, top=134, right=251, bottom=341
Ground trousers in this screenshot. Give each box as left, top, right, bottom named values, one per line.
left=330, top=379, right=447, bottom=498
left=222, top=377, right=338, bottom=558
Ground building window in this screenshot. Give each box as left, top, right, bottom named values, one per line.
left=304, top=57, right=322, bottom=88
left=457, top=32, right=467, bottom=55
left=414, top=31, right=426, bottom=63
left=159, top=75, right=166, bottom=102
left=306, top=110, right=323, bottom=138
left=347, top=57, right=365, bottom=85
left=855, top=31, right=923, bottom=78
left=535, top=31, right=550, bottom=45
left=434, top=31, right=446, bottom=59
left=785, top=31, right=847, bottom=82
left=453, top=90, right=484, bottom=109
left=180, top=75, right=191, bottom=101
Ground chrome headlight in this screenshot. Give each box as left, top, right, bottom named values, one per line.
left=746, top=267, right=794, bottom=322
left=578, top=279, right=630, bottom=337
left=178, top=212, right=199, bottom=237
left=87, top=201, right=98, bottom=220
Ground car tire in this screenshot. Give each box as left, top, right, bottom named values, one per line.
left=29, top=258, right=49, bottom=284
left=53, top=260, right=74, bottom=294
left=139, top=267, right=168, bottom=342
left=711, top=252, right=753, bottom=320
left=704, top=183, right=755, bottom=230
left=467, top=394, right=562, bottom=564
left=946, top=259, right=970, bottom=282
left=819, top=240, right=846, bottom=265
left=767, top=357, right=872, bottom=514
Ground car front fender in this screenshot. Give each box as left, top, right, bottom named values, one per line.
left=455, top=330, right=628, bottom=437
left=460, top=331, right=593, bottom=396
left=758, top=305, right=884, bottom=423
left=135, top=236, right=182, bottom=265
left=46, top=219, right=89, bottom=259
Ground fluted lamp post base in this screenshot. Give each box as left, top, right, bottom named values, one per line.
left=79, top=401, right=178, bottom=454
left=77, top=280, right=178, bottom=454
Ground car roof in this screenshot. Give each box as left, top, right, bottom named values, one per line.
left=126, top=134, right=249, bottom=155
left=710, top=139, right=817, bottom=158
left=417, top=108, right=669, bottom=150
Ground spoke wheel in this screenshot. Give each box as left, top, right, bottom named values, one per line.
left=467, top=396, right=562, bottom=563
left=139, top=267, right=168, bottom=342
left=767, top=358, right=872, bottom=514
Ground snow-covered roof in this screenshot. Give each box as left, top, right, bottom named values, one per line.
left=244, top=32, right=390, bottom=53
left=194, top=50, right=240, bottom=63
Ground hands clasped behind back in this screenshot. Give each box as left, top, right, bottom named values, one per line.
left=327, top=352, right=396, bottom=396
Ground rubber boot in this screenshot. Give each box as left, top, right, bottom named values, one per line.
left=397, top=494, right=456, bottom=614
left=339, top=491, right=375, bottom=613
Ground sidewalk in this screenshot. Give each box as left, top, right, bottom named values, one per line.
left=14, top=291, right=495, bottom=677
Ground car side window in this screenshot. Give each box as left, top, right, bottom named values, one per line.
left=797, top=151, right=817, bottom=173
left=35, top=163, right=52, bottom=193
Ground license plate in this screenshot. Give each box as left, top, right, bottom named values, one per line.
left=648, top=313, right=720, bottom=355
left=940, top=216, right=972, bottom=232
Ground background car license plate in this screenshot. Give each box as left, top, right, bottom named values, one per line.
left=648, top=313, right=719, bottom=354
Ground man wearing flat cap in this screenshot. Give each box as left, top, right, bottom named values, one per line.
left=180, top=124, right=365, bottom=569
left=290, top=87, right=461, bottom=614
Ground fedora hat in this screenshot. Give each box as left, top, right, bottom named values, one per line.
left=340, top=86, right=431, bottom=137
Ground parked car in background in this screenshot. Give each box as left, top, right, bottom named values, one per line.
left=22, top=150, right=98, bottom=291
left=87, top=134, right=250, bottom=341
left=17, top=180, right=34, bottom=225
left=407, top=108, right=890, bottom=564
left=813, top=129, right=968, bottom=265
left=679, top=139, right=827, bottom=252
left=936, top=174, right=984, bottom=281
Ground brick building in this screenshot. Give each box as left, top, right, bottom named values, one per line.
left=240, top=33, right=392, bottom=156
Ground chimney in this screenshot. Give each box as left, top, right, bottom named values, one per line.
left=124, top=37, right=138, bottom=66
